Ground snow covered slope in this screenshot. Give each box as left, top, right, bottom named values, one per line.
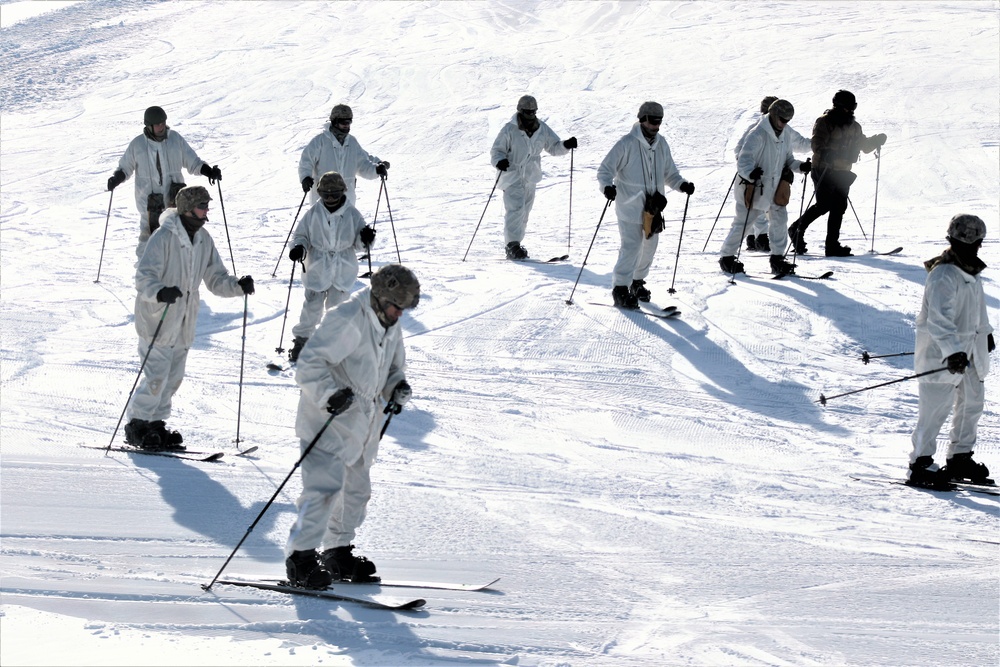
left=1, top=1, right=998, bottom=665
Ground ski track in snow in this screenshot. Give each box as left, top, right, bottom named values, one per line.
left=1, top=1, right=999, bottom=666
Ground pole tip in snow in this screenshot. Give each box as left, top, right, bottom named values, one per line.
left=818, top=393, right=827, bottom=406
left=564, top=299, right=574, bottom=305
left=861, top=351, right=871, bottom=364
left=668, top=288, right=677, bottom=294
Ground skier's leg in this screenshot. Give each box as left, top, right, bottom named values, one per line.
left=126, top=341, right=174, bottom=422
left=151, top=346, right=190, bottom=422
left=632, top=230, right=660, bottom=281
left=292, top=288, right=327, bottom=340
left=719, top=199, right=752, bottom=257
left=502, top=181, right=529, bottom=245
left=612, top=219, right=643, bottom=288
left=324, top=454, right=373, bottom=548
left=909, top=381, right=955, bottom=463
left=947, top=370, right=985, bottom=457
left=286, top=446, right=343, bottom=555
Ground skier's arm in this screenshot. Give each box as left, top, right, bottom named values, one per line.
left=296, top=313, right=363, bottom=408
left=924, top=269, right=964, bottom=361
left=201, top=237, right=243, bottom=298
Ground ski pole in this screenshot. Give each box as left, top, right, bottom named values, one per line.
left=361, top=177, right=385, bottom=279
left=462, top=171, right=502, bottom=262
left=274, top=260, right=299, bottom=355
left=565, top=199, right=612, bottom=305
left=95, top=189, right=114, bottom=283
left=202, top=410, right=340, bottom=591
left=667, top=192, right=691, bottom=294
left=702, top=172, right=736, bottom=252
left=799, top=162, right=810, bottom=218
left=847, top=196, right=868, bottom=240
left=380, top=399, right=400, bottom=439
left=106, top=304, right=170, bottom=452
left=861, top=350, right=913, bottom=365
left=380, top=174, right=401, bottom=263
left=271, top=191, right=308, bottom=278
left=818, top=366, right=947, bottom=406
left=234, top=294, right=251, bottom=454
left=729, top=176, right=759, bottom=284
left=567, top=148, right=574, bottom=253
left=869, top=147, right=882, bottom=254
left=217, top=182, right=237, bottom=275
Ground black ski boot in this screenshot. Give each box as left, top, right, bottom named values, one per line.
left=942, top=452, right=993, bottom=485
left=788, top=223, right=807, bottom=254
left=745, top=234, right=758, bottom=252
left=630, top=279, right=651, bottom=302
left=755, top=233, right=770, bottom=252
left=906, top=456, right=955, bottom=491
left=718, top=255, right=745, bottom=274
left=149, top=420, right=185, bottom=450
left=769, top=255, right=796, bottom=275
left=289, top=336, right=308, bottom=363
left=611, top=285, right=639, bottom=309
left=124, top=418, right=162, bottom=450
left=825, top=243, right=853, bottom=257
left=505, top=241, right=529, bottom=260
left=285, top=549, right=334, bottom=589
left=321, top=545, right=380, bottom=583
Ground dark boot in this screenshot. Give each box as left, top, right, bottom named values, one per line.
left=718, top=255, right=745, bottom=274
left=943, top=452, right=993, bottom=484
left=611, top=285, right=639, bottom=309
left=755, top=233, right=770, bottom=252
left=285, top=549, right=334, bottom=589
left=289, top=336, right=308, bottom=363
left=505, top=241, right=529, bottom=260
left=825, top=244, right=853, bottom=257
left=906, top=456, right=954, bottom=490
left=769, top=255, right=796, bottom=275
left=630, top=279, right=651, bottom=302
left=788, top=223, right=808, bottom=254
left=147, top=420, right=185, bottom=451
left=124, top=418, right=162, bottom=450
left=321, top=545, right=379, bottom=583
left=745, top=234, right=757, bottom=252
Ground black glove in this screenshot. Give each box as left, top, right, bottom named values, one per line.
left=603, top=185, right=617, bottom=202
left=289, top=245, right=306, bottom=262
left=301, top=176, right=314, bottom=193
left=157, top=286, right=183, bottom=304
left=392, top=380, right=412, bottom=406
left=946, top=351, right=969, bottom=374
left=873, top=133, right=887, bottom=147
left=360, top=225, right=376, bottom=246
left=107, top=169, right=126, bottom=191
left=679, top=181, right=695, bottom=196
left=800, top=158, right=812, bottom=175
left=749, top=167, right=764, bottom=181
left=563, top=137, right=578, bottom=150
left=200, top=164, right=222, bottom=184
left=988, top=333, right=995, bottom=353
left=238, top=275, right=255, bottom=295
left=375, top=161, right=390, bottom=177
left=326, top=387, right=355, bottom=416
left=496, top=158, right=510, bottom=172
left=651, top=191, right=667, bottom=212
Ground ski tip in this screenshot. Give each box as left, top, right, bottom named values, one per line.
left=237, top=446, right=259, bottom=457
left=204, top=453, right=225, bottom=462
left=818, top=271, right=834, bottom=279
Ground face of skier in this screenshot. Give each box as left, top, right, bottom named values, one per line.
left=332, top=116, right=352, bottom=133
left=149, top=122, right=167, bottom=140
left=639, top=115, right=662, bottom=135
left=191, top=200, right=210, bottom=221
left=949, top=236, right=983, bottom=264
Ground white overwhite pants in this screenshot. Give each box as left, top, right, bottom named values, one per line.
left=126, top=342, right=189, bottom=422
left=292, top=287, right=348, bottom=339
left=502, top=180, right=536, bottom=244
left=613, top=220, right=659, bottom=288
left=286, top=444, right=372, bottom=555
left=720, top=200, right=789, bottom=257
left=909, top=368, right=985, bottom=464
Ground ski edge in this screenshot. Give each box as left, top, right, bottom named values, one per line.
left=851, top=474, right=999, bottom=496
left=214, top=579, right=426, bottom=610
left=81, top=445, right=224, bottom=462
left=585, top=302, right=681, bottom=319
left=254, top=575, right=501, bottom=592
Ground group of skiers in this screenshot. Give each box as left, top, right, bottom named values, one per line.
left=102, top=93, right=991, bottom=589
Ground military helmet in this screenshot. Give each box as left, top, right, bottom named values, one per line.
left=329, top=104, right=353, bottom=121
left=759, top=96, right=779, bottom=114
left=371, top=264, right=420, bottom=309
left=175, top=185, right=212, bottom=215
left=947, top=214, right=987, bottom=244
left=144, top=105, right=167, bottom=126
left=768, top=99, right=795, bottom=121
left=637, top=101, right=664, bottom=120
left=317, top=171, right=347, bottom=195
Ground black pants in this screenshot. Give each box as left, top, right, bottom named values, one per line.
left=792, top=169, right=856, bottom=247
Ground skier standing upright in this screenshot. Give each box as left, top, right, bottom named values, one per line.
left=124, top=186, right=254, bottom=450
left=490, top=95, right=577, bottom=260
left=907, top=214, right=994, bottom=489
left=718, top=99, right=810, bottom=276
left=597, top=101, right=694, bottom=308
left=298, top=104, right=388, bottom=208
left=788, top=90, right=886, bottom=257
left=286, top=172, right=375, bottom=363
left=284, top=264, right=418, bottom=589
left=106, top=106, right=222, bottom=259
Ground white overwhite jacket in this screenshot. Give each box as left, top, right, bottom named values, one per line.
left=117, top=130, right=206, bottom=215
left=489, top=114, right=568, bottom=189
left=736, top=117, right=804, bottom=212
left=734, top=113, right=810, bottom=160
left=295, top=288, right=407, bottom=466
left=298, top=130, right=381, bottom=206
left=134, top=210, right=243, bottom=348
left=914, top=261, right=992, bottom=385
left=292, top=200, right=367, bottom=293
left=596, top=123, right=687, bottom=224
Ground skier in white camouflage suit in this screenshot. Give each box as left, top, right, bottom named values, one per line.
left=286, top=171, right=376, bottom=364
left=106, top=106, right=222, bottom=259
left=732, top=96, right=812, bottom=253
left=718, top=99, right=810, bottom=276
left=124, top=186, right=254, bottom=450
left=298, top=104, right=388, bottom=208
left=490, top=95, right=577, bottom=260
left=907, top=214, right=994, bottom=489
left=597, top=101, right=695, bottom=309
left=284, top=264, right=418, bottom=589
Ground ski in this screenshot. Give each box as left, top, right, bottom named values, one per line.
left=516, top=254, right=570, bottom=264
left=873, top=247, right=903, bottom=256
left=215, top=579, right=426, bottom=610
left=266, top=362, right=287, bottom=372
left=258, top=576, right=500, bottom=592
left=850, top=474, right=999, bottom=496
left=81, top=445, right=224, bottom=462
left=234, top=444, right=259, bottom=456
left=772, top=270, right=834, bottom=281
left=587, top=302, right=681, bottom=319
